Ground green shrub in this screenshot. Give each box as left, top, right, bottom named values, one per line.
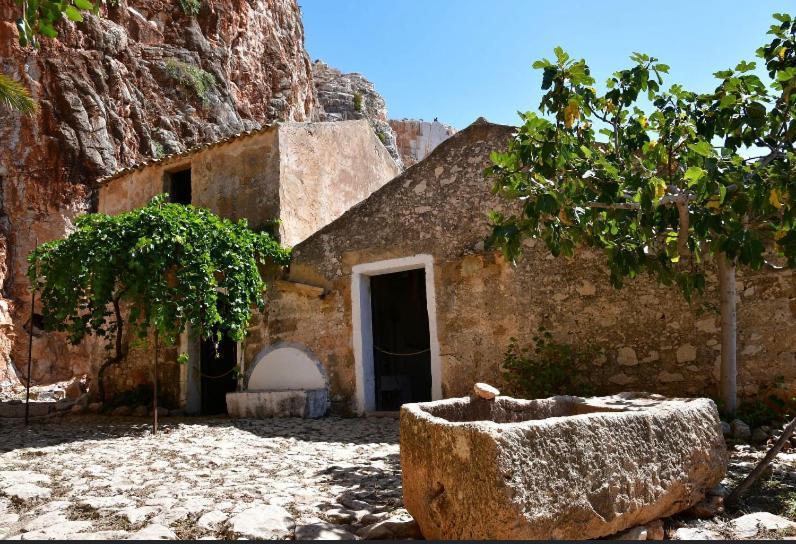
left=164, top=58, right=215, bottom=105
left=501, top=327, right=597, bottom=399
left=353, top=91, right=363, bottom=112
left=179, top=0, right=201, bottom=16
left=152, top=141, right=164, bottom=159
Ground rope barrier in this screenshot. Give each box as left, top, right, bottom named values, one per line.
left=374, top=346, right=431, bottom=357
left=200, top=368, right=238, bottom=379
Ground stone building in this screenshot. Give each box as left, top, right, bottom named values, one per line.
left=94, top=119, right=400, bottom=411
left=86, top=116, right=795, bottom=416
left=255, top=118, right=794, bottom=415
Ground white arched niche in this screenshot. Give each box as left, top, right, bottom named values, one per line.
left=246, top=344, right=327, bottom=392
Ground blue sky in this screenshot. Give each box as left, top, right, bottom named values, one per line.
left=300, top=1, right=793, bottom=129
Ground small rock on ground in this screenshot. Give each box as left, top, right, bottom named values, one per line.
left=227, top=505, right=295, bottom=539
left=196, top=510, right=227, bottom=530
left=615, top=525, right=647, bottom=539
left=358, top=517, right=422, bottom=539
left=3, top=483, right=51, bottom=501
left=673, top=527, right=722, bottom=540
left=128, top=523, right=177, bottom=540
left=296, top=521, right=357, bottom=540
left=731, top=512, right=796, bottom=538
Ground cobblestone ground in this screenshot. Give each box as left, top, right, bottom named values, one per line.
left=3, top=416, right=796, bottom=540
left=0, top=416, right=403, bottom=540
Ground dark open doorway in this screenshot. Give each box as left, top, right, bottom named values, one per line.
left=165, top=167, right=192, bottom=205
left=370, top=268, right=432, bottom=411
left=200, top=335, right=237, bottom=415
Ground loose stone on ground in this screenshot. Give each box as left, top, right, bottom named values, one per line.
left=0, top=417, right=400, bottom=540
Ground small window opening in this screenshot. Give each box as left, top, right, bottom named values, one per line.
left=165, top=167, right=192, bottom=205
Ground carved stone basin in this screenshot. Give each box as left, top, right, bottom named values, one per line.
left=399, top=393, right=727, bottom=540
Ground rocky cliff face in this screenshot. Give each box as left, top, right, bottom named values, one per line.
left=389, top=119, right=456, bottom=167
left=0, top=0, right=317, bottom=387
left=312, top=60, right=403, bottom=168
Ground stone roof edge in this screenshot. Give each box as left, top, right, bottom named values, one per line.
left=292, top=116, right=515, bottom=252
left=95, top=119, right=375, bottom=187
left=95, top=124, right=277, bottom=186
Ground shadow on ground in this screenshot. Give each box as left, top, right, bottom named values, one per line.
left=0, top=415, right=399, bottom=452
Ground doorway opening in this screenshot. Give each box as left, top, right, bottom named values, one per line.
left=200, top=334, right=237, bottom=415
left=352, top=254, right=442, bottom=414
left=165, top=167, right=192, bottom=205
left=370, top=269, right=432, bottom=411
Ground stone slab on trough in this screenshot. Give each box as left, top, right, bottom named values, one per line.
left=400, top=392, right=728, bottom=540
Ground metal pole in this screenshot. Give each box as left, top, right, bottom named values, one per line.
left=25, top=236, right=38, bottom=426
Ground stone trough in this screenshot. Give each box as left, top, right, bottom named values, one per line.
left=400, top=392, right=728, bottom=540
left=226, top=344, right=329, bottom=419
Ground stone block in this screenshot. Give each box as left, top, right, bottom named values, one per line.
left=226, top=389, right=328, bottom=418
left=400, top=393, right=727, bottom=540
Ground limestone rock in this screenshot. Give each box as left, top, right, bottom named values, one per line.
left=227, top=505, right=295, bottom=539
left=3, top=483, right=51, bottom=501
left=673, top=526, right=721, bottom=540
left=400, top=394, right=727, bottom=540
left=473, top=382, right=499, bottom=400
left=617, top=347, right=638, bottom=366
left=615, top=525, right=648, bottom=539
left=731, top=512, right=796, bottom=538
left=196, top=510, right=227, bottom=530
left=751, top=427, right=769, bottom=444
left=731, top=419, right=752, bottom=440
left=686, top=495, right=723, bottom=518
left=64, top=379, right=83, bottom=399
left=111, top=406, right=132, bottom=417
left=645, top=519, right=665, bottom=540
left=296, top=521, right=357, bottom=540
left=357, top=516, right=422, bottom=540
left=312, top=60, right=402, bottom=168
left=128, top=523, right=177, bottom=540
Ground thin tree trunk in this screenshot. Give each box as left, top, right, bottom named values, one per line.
left=718, top=252, right=737, bottom=415
left=153, top=329, right=159, bottom=435
left=98, top=296, right=125, bottom=402
left=726, top=416, right=796, bottom=508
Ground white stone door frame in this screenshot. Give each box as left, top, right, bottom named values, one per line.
left=351, top=254, right=442, bottom=414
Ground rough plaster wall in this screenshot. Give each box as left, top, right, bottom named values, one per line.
left=98, top=128, right=281, bottom=229
left=277, top=120, right=401, bottom=246
left=267, top=119, right=795, bottom=413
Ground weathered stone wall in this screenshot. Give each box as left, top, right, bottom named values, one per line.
left=389, top=119, right=456, bottom=167
left=259, top=119, right=796, bottom=413
left=0, top=0, right=317, bottom=388
left=312, top=60, right=403, bottom=168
